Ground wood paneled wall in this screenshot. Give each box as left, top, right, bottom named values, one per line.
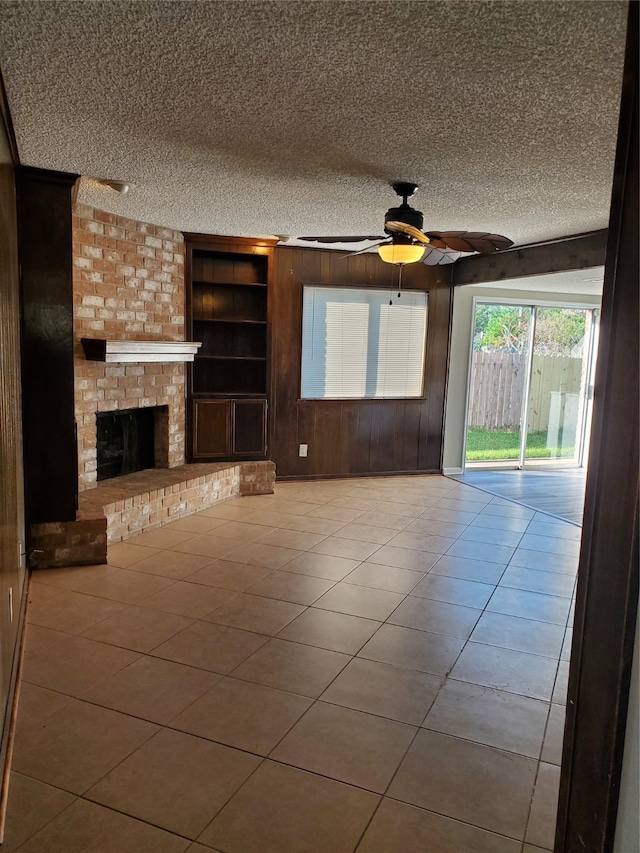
left=0, top=82, right=26, bottom=838
left=270, top=246, right=453, bottom=478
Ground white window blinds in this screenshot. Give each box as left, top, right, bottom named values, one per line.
left=301, top=286, right=428, bottom=399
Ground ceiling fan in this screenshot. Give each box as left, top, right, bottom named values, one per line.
left=298, top=183, right=514, bottom=266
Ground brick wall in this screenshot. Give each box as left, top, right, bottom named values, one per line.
left=72, top=204, right=186, bottom=490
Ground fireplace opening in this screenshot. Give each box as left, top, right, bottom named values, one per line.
left=96, top=408, right=156, bottom=481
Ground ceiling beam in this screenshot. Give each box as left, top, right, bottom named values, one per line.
left=452, top=230, right=607, bottom=286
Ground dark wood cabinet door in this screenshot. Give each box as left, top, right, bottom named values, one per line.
left=192, top=400, right=230, bottom=458
left=232, top=399, right=267, bottom=456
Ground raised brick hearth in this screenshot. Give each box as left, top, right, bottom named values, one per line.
left=82, top=461, right=275, bottom=544
left=31, top=461, right=275, bottom=568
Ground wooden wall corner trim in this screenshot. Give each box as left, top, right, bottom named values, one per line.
left=0, top=69, right=20, bottom=166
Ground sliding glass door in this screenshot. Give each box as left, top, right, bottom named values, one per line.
left=465, top=301, right=597, bottom=469
left=465, top=304, right=532, bottom=464
left=523, top=307, right=594, bottom=466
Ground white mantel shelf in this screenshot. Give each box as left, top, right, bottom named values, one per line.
left=81, top=338, right=202, bottom=363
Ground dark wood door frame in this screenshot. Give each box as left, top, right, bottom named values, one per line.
left=555, top=2, right=639, bottom=850
left=0, top=67, right=27, bottom=843
left=450, top=6, right=638, bottom=847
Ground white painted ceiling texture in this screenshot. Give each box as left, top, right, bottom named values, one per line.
left=0, top=0, right=628, bottom=247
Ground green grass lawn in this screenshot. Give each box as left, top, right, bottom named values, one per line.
left=466, top=428, right=575, bottom=461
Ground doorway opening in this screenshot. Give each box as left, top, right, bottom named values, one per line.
left=464, top=301, right=599, bottom=472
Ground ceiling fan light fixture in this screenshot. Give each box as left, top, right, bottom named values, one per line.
left=296, top=183, right=513, bottom=264
left=378, top=243, right=426, bottom=265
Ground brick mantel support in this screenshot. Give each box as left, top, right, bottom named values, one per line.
left=72, top=204, right=186, bottom=490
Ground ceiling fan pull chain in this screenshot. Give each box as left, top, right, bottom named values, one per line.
left=398, top=263, right=403, bottom=298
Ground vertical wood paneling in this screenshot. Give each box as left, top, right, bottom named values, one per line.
left=271, top=246, right=453, bottom=478
left=401, top=402, right=422, bottom=471
left=421, top=281, right=452, bottom=471
left=368, top=403, right=382, bottom=473
left=355, top=404, right=373, bottom=475
left=0, top=90, right=26, bottom=839
left=339, top=405, right=358, bottom=474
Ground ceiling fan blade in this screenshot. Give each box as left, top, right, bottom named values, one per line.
left=385, top=221, right=430, bottom=244
left=457, top=232, right=514, bottom=253
left=422, top=246, right=462, bottom=266
left=297, top=235, right=386, bottom=243
left=425, top=231, right=514, bottom=253
left=424, top=236, right=448, bottom=249
left=341, top=240, right=390, bottom=259
left=423, top=231, right=475, bottom=252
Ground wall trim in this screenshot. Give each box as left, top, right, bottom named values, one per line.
left=276, top=469, right=441, bottom=482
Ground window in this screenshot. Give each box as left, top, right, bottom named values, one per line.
left=301, top=286, right=428, bottom=399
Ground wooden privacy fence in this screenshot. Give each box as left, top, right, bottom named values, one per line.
left=468, top=352, right=583, bottom=431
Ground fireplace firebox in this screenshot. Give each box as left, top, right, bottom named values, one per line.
left=96, top=408, right=157, bottom=481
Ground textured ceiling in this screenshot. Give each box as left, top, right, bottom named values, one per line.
left=0, top=0, right=628, bottom=247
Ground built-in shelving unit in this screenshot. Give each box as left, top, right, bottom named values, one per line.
left=184, top=235, right=277, bottom=460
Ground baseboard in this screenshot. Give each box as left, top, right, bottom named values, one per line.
left=275, top=469, right=441, bottom=482
left=443, top=467, right=464, bottom=476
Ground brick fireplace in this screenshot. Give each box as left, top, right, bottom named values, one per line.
left=72, top=204, right=186, bottom=491
left=29, top=205, right=275, bottom=569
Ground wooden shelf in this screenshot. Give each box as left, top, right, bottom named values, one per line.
left=187, top=236, right=272, bottom=461
left=196, top=355, right=266, bottom=362
left=81, top=338, right=202, bottom=363
left=192, top=392, right=267, bottom=399
left=193, top=279, right=267, bottom=288
left=193, top=318, right=267, bottom=325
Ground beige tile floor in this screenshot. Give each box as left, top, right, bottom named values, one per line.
left=5, top=475, right=577, bottom=852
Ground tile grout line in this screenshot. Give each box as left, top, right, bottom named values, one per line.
left=16, top=475, right=574, bottom=850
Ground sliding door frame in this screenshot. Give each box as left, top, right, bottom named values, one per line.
left=463, top=295, right=599, bottom=473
